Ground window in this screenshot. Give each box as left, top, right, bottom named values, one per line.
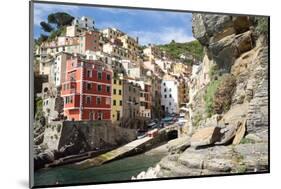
left=98, top=72, right=102, bottom=80
left=164, top=95, right=167, bottom=98
left=114, top=80, right=117, bottom=84
left=97, top=84, right=102, bottom=92
left=119, top=100, right=122, bottom=106
left=169, top=88, right=172, bottom=92
left=106, top=74, right=111, bottom=81
left=129, top=86, right=131, bottom=92
left=163, top=82, right=166, bottom=86
left=113, top=100, right=116, bottom=106
left=119, top=90, right=122, bottom=95
left=164, top=88, right=167, bottom=92
left=87, top=83, right=92, bottom=90
left=87, top=70, right=92, bottom=77
left=119, top=80, right=122, bottom=85
left=97, top=112, right=103, bottom=120
left=106, top=97, right=110, bottom=105
left=106, top=86, right=110, bottom=93
left=86, top=96, right=91, bottom=104
left=113, top=89, right=116, bottom=94
left=117, top=111, right=120, bottom=121
left=169, top=102, right=172, bottom=106
left=97, top=97, right=101, bottom=105
left=169, top=94, right=172, bottom=98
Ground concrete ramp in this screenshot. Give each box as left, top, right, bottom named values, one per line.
left=75, top=136, right=152, bottom=169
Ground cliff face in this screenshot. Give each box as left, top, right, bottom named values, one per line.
left=133, top=14, right=268, bottom=179
left=191, top=14, right=268, bottom=140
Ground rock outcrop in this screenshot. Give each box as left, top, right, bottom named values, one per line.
left=133, top=142, right=268, bottom=179
left=133, top=13, right=268, bottom=180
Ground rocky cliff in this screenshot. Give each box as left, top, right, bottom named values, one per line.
left=133, top=14, right=269, bottom=179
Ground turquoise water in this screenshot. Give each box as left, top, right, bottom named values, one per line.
left=34, top=153, right=165, bottom=187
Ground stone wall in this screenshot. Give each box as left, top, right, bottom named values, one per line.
left=57, top=121, right=137, bottom=153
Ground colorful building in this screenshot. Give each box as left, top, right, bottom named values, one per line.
left=61, top=54, right=112, bottom=121
left=161, top=74, right=179, bottom=114
left=111, top=73, right=123, bottom=123
left=178, top=77, right=189, bottom=108
left=122, top=80, right=140, bottom=121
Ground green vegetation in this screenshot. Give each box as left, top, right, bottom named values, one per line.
left=209, top=64, right=219, bottom=80
left=48, top=12, right=74, bottom=28
left=204, top=78, right=221, bottom=117
left=158, top=40, right=204, bottom=64
left=193, top=113, right=203, bottom=128
left=36, top=12, right=74, bottom=45
left=40, top=21, right=54, bottom=32
left=213, top=74, right=236, bottom=114
left=237, top=164, right=247, bottom=173
left=47, top=26, right=66, bottom=42
left=204, top=73, right=236, bottom=117
left=35, top=34, right=48, bottom=45
left=240, top=138, right=255, bottom=144
left=34, top=97, right=43, bottom=120
left=255, top=17, right=268, bottom=35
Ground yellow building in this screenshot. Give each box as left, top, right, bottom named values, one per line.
left=171, top=62, right=187, bottom=76
left=111, top=73, right=123, bottom=124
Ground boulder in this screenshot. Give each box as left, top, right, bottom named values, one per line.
left=208, top=31, right=253, bottom=72
left=192, top=14, right=209, bottom=45
left=167, top=136, right=190, bottom=153
left=232, top=120, right=246, bottom=145
left=192, top=14, right=234, bottom=46
left=232, top=16, right=250, bottom=34
left=245, top=133, right=263, bottom=143
left=215, top=124, right=238, bottom=145
left=190, top=126, right=222, bottom=147
left=235, top=31, right=253, bottom=55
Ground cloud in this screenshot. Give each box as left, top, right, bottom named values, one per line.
left=34, top=3, right=80, bottom=26
left=130, top=27, right=194, bottom=45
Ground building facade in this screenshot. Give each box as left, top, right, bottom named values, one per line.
left=111, top=73, right=123, bottom=123
left=161, top=75, right=179, bottom=114
left=122, top=80, right=140, bottom=122
left=72, top=16, right=95, bottom=30
left=61, top=55, right=112, bottom=121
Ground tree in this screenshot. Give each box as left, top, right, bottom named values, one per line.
left=40, top=21, right=54, bottom=32
left=170, top=39, right=176, bottom=44
left=48, top=12, right=74, bottom=28
left=37, top=34, right=49, bottom=44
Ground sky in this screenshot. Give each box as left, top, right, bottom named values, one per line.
left=33, top=2, right=194, bottom=45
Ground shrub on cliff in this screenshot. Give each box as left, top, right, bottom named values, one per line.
left=204, top=78, right=221, bottom=117
left=213, top=74, right=236, bottom=114
left=255, top=17, right=268, bottom=35
left=204, top=74, right=236, bottom=117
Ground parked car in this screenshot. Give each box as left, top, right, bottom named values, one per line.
left=176, top=118, right=188, bottom=127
